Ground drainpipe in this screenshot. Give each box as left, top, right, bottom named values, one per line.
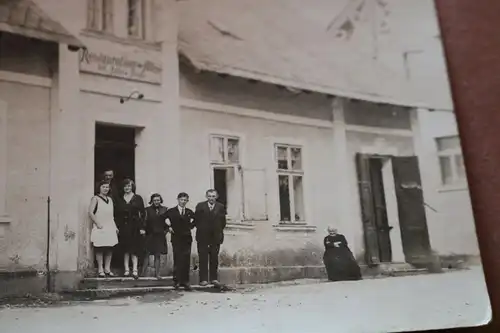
left=46, top=196, right=52, bottom=292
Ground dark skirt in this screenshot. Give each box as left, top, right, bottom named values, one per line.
left=118, top=227, right=145, bottom=255
left=323, top=249, right=362, bottom=282
left=146, top=233, right=168, bottom=255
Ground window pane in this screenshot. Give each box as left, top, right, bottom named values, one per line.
left=87, top=0, right=99, bottom=29
left=102, top=0, right=113, bottom=32
left=455, top=154, right=466, bottom=180
left=436, top=136, right=460, bottom=151
left=210, top=136, right=225, bottom=163
left=439, top=156, right=453, bottom=185
left=227, top=138, right=239, bottom=163
left=293, top=176, right=305, bottom=221
left=128, top=0, right=141, bottom=37
left=278, top=175, right=291, bottom=222
left=277, top=146, right=288, bottom=170
left=291, top=147, right=302, bottom=170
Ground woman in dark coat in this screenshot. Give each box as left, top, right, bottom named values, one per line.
left=323, top=227, right=362, bottom=282
left=142, top=193, right=169, bottom=279
left=114, top=179, right=146, bottom=279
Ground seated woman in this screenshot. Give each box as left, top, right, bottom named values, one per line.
left=323, top=227, right=362, bottom=282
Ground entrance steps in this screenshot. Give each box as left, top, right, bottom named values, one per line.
left=71, top=263, right=433, bottom=299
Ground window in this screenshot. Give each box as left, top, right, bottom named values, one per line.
left=128, top=0, right=145, bottom=39
left=210, top=135, right=240, bottom=164
left=275, top=144, right=305, bottom=223
left=209, top=135, right=242, bottom=221
left=436, top=136, right=466, bottom=186
left=87, top=0, right=114, bottom=32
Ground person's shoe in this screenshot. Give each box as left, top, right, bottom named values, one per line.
left=174, top=283, right=180, bottom=290
left=211, top=280, right=220, bottom=286
left=124, top=271, right=130, bottom=277
left=199, top=281, right=208, bottom=287
left=156, top=275, right=162, bottom=280
left=182, top=284, right=193, bottom=291
left=132, top=270, right=139, bottom=280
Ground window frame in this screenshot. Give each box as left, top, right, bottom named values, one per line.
left=127, top=0, right=146, bottom=40
left=209, top=134, right=241, bottom=165
left=208, top=133, right=244, bottom=222
left=87, top=0, right=114, bottom=33
left=436, top=135, right=466, bottom=187
left=275, top=144, right=306, bottom=224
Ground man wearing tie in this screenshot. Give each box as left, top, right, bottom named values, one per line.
left=166, top=192, right=195, bottom=291
left=194, top=189, right=227, bottom=286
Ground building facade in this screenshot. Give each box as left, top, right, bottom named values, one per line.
left=0, top=0, right=480, bottom=296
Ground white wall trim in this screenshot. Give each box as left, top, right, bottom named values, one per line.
left=346, top=124, right=413, bottom=137
left=0, top=70, right=52, bottom=88
left=181, top=98, right=333, bottom=129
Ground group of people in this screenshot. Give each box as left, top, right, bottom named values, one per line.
left=88, top=169, right=226, bottom=291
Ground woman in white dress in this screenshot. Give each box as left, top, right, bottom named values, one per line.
left=89, top=180, right=119, bottom=278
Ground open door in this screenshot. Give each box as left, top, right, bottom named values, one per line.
left=392, top=156, right=432, bottom=266
left=355, top=153, right=381, bottom=266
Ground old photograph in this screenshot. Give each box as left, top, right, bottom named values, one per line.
left=0, top=0, right=492, bottom=332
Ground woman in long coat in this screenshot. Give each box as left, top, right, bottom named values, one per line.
left=142, top=193, right=169, bottom=279
left=114, top=179, right=146, bottom=279
left=323, top=227, right=362, bottom=282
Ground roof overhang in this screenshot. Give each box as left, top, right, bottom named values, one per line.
left=0, top=0, right=85, bottom=49
left=179, top=46, right=452, bottom=112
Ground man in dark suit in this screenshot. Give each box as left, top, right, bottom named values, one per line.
left=166, top=192, right=195, bottom=291
left=194, top=189, right=227, bottom=286
left=102, top=169, right=119, bottom=201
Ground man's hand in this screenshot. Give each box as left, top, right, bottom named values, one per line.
left=140, top=229, right=146, bottom=235
left=96, top=224, right=103, bottom=230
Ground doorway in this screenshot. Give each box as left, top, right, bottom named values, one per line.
left=356, top=153, right=432, bottom=267
left=356, top=154, right=393, bottom=264
left=94, top=123, right=137, bottom=271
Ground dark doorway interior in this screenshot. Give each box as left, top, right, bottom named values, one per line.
left=94, top=123, right=137, bottom=271
left=94, top=124, right=136, bottom=184
left=213, top=168, right=228, bottom=214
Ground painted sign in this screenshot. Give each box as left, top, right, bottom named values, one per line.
left=79, top=48, right=162, bottom=84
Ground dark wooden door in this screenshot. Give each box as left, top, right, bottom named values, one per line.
left=392, top=156, right=432, bottom=266
left=355, top=153, right=380, bottom=266
left=369, top=158, right=393, bottom=263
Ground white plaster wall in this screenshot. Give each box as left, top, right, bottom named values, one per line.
left=0, top=81, right=51, bottom=270
left=179, top=105, right=334, bottom=262
left=417, top=110, right=479, bottom=256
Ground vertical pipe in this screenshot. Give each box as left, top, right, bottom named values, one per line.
left=46, top=196, right=52, bottom=292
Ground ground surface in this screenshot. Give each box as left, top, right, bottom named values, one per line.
left=0, top=267, right=491, bottom=333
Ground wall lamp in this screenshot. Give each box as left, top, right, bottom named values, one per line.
left=120, top=90, right=144, bottom=104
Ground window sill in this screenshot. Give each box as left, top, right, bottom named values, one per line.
left=225, top=221, right=255, bottom=231
left=273, top=223, right=317, bottom=232
left=438, top=184, right=468, bottom=193
left=81, top=30, right=161, bottom=50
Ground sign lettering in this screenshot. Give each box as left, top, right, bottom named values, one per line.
left=79, top=49, right=162, bottom=84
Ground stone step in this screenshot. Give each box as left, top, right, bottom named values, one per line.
left=80, top=276, right=175, bottom=290
left=71, top=284, right=228, bottom=300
